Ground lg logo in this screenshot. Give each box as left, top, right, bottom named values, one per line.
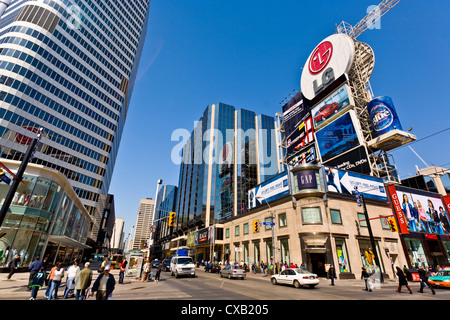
left=309, top=41, right=333, bottom=75
left=309, top=41, right=336, bottom=96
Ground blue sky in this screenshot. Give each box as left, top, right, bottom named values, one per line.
left=108, top=0, right=450, bottom=239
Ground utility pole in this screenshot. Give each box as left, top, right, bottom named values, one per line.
left=0, top=128, right=43, bottom=227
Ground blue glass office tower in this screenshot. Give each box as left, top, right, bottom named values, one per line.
left=0, top=0, right=151, bottom=236
left=175, top=103, right=283, bottom=233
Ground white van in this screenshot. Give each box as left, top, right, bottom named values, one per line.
left=170, top=256, right=195, bottom=278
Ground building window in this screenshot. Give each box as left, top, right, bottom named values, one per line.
left=235, top=225, right=240, bottom=237
left=264, top=217, right=273, bottom=230
left=225, top=228, right=229, bottom=238
left=330, top=209, right=342, bottom=224
left=278, top=213, right=287, bottom=228
left=302, top=207, right=322, bottom=224
left=380, top=217, right=390, bottom=230
left=243, top=223, right=249, bottom=235
left=358, top=213, right=367, bottom=227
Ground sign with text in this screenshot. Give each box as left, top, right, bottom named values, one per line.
left=248, top=171, right=289, bottom=209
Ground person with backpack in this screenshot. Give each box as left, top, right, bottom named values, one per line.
left=29, top=266, right=46, bottom=300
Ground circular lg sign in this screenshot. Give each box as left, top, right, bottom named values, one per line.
left=301, top=34, right=356, bottom=100
left=309, top=41, right=333, bottom=75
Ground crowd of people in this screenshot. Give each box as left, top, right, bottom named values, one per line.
left=6, top=255, right=129, bottom=300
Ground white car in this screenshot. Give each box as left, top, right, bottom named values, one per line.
left=271, top=268, right=319, bottom=289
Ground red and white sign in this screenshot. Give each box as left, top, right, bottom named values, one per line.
left=386, top=184, right=409, bottom=234
left=301, top=34, right=355, bottom=100
left=443, top=195, right=450, bottom=213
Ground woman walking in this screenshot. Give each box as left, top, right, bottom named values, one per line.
left=47, top=263, right=64, bottom=300
left=396, top=266, right=412, bottom=294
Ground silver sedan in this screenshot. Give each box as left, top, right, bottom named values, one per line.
left=219, top=265, right=246, bottom=279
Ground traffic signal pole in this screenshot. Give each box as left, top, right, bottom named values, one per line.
left=360, top=194, right=384, bottom=284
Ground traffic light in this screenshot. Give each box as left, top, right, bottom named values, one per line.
left=253, top=220, right=259, bottom=233
left=388, top=217, right=398, bottom=232
left=168, top=211, right=176, bottom=227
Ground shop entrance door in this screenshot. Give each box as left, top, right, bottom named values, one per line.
left=309, top=253, right=326, bottom=277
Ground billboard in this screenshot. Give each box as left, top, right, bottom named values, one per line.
left=323, top=146, right=371, bottom=175
left=301, top=34, right=356, bottom=100
left=324, top=166, right=387, bottom=201
left=286, top=117, right=314, bottom=156
left=311, top=83, right=354, bottom=129
left=315, top=111, right=361, bottom=162
left=367, top=96, right=403, bottom=137
left=282, top=91, right=310, bottom=139
left=282, top=92, right=313, bottom=157
left=248, top=171, right=289, bottom=209
left=287, top=145, right=316, bottom=169
left=386, top=185, right=450, bottom=236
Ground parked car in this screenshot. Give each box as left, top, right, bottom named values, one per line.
left=220, top=265, right=246, bottom=279
left=313, top=102, right=340, bottom=123
left=271, top=268, right=319, bottom=289
left=205, top=262, right=221, bottom=273
left=161, top=259, right=171, bottom=272
left=428, top=267, right=450, bottom=288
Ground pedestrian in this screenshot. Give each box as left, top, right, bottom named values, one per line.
left=64, top=260, right=80, bottom=298
left=396, top=266, right=412, bottom=294
left=27, top=256, right=43, bottom=290
left=361, top=267, right=371, bottom=292
left=418, top=265, right=435, bottom=295
left=29, top=266, right=46, bottom=300
left=119, top=258, right=127, bottom=284
left=155, top=264, right=162, bottom=282
left=142, top=259, right=150, bottom=282
left=328, top=265, right=336, bottom=286
left=45, top=264, right=56, bottom=299
left=6, top=254, right=20, bottom=280
left=75, top=262, right=93, bottom=300
left=47, top=263, right=64, bottom=300
left=90, top=264, right=115, bottom=300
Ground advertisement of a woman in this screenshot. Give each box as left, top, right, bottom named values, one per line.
left=402, top=194, right=418, bottom=232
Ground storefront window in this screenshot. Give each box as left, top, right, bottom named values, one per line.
left=49, top=185, right=63, bottom=215
left=443, top=241, right=450, bottom=264
left=42, top=182, right=58, bottom=212
left=358, top=239, right=384, bottom=273
left=266, top=240, right=273, bottom=263
left=280, top=239, right=290, bottom=265
left=10, top=175, right=36, bottom=206
left=254, top=242, right=260, bottom=263
left=404, top=238, right=428, bottom=268
left=335, top=238, right=350, bottom=273
left=27, top=177, right=50, bottom=209
left=243, top=243, right=249, bottom=264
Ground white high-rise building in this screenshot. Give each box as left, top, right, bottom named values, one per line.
left=132, top=198, right=155, bottom=250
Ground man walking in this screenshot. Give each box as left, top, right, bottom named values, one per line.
left=91, top=264, right=115, bottom=300
left=418, top=265, right=435, bottom=295
left=75, top=262, right=93, bottom=300
left=6, top=254, right=20, bottom=280
left=27, top=256, right=43, bottom=290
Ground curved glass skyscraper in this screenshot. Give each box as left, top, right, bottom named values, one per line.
left=0, top=0, right=151, bottom=237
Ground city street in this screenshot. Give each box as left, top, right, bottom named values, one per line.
left=1, top=266, right=449, bottom=301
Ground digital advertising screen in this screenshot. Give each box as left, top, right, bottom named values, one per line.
left=311, top=83, right=354, bottom=129
left=315, top=111, right=361, bottom=162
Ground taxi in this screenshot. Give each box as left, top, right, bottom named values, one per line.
left=428, top=267, right=450, bottom=288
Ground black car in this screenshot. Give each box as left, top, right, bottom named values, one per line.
left=162, top=259, right=171, bottom=272
left=205, top=262, right=221, bottom=273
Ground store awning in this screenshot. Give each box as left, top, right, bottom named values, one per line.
left=48, top=235, right=91, bottom=250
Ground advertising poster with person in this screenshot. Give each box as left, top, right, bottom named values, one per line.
left=395, top=186, right=450, bottom=235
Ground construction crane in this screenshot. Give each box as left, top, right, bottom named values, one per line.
left=336, top=0, right=401, bottom=39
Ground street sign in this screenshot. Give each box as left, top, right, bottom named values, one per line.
left=263, top=222, right=275, bottom=226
